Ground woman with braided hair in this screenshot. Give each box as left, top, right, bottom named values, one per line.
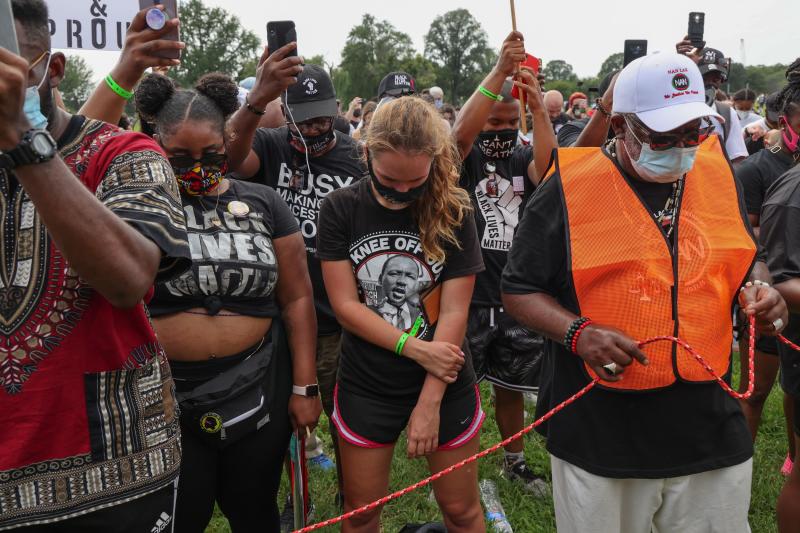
left=758, top=57, right=800, bottom=533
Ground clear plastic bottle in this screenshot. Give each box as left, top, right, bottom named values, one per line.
left=479, top=479, right=513, bottom=533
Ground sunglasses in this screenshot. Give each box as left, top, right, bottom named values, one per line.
left=625, top=115, right=715, bottom=151
left=168, top=153, right=228, bottom=172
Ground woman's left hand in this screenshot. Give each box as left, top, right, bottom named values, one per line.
left=288, top=394, right=322, bottom=433
left=406, top=401, right=440, bottom=459
left=739, top=281, right=789, bottom=336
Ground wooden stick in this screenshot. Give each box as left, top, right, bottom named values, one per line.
left=510, top=0, right=528, bottom=135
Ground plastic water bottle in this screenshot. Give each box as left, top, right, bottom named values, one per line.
left=479, top=479, right=513, bottom=533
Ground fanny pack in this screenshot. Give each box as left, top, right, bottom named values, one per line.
left=176, top=321, right=286, bottom=448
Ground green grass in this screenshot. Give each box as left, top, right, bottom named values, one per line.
left=206, top=363, right=790, bottom=533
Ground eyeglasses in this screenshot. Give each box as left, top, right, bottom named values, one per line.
left=168, top=153, right=228, bottom=172
left=288, top=116, right=333, bottom=134
left=624, top=115, right=715, bottom=151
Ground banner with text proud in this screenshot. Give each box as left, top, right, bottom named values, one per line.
left=46, top=0, right=139, bottom=51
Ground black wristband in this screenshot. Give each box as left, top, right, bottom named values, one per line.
left=563, top=317, right=591, bottom=349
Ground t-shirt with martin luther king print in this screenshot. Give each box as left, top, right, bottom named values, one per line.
left=249, top=126, right=366, bottom=334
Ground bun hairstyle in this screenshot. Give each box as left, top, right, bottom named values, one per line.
left=134, top=72, right=240, bottom=138
left=779, top=58, right=800, bottom=117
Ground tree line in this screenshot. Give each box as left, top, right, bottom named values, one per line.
left=59, top=0, right=791, bottom=112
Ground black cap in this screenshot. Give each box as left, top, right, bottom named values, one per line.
left=698, top=48, right=729, bottom=80
left=283, top=64, right=338, bottom=123
left=378, top=72, right=416, bottom=99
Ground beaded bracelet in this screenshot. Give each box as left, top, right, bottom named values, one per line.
left=563, top=317, right=592, bottom=353
left=594, top=98, right=611, bottom=117
left=104, top=74, right=133, bottom=100
left=570, top=319, right=593, bottom=354
left=478, top=85, right=503, bottom=102
left=244, top=95, right=266, bottom=116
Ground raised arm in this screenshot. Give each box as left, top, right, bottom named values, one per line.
left=79, top=6, right=184, bottom=125
left=0, top=49, right=165, bottom=308
left=452, top=31, right=526, bottom=160
left=574, top=74, right=617, bottom=147
left=226, top=43, right=303, bottom=177
left=512, top=68, right=556, bottom=184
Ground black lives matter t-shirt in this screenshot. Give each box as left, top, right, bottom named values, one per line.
left=149, top=179, right=299, bottom=317
left=250, top=127, right=366, bottom=334
left=317, top=179, right=485, bottom=402
left=501, top=148, right=753, bottom=478
left=460, top=144, right=534, bottom=306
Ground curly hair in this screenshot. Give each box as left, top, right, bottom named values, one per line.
left=779, top=57, right=800, bottom=117
left=364, top=97, right=471, bottom=265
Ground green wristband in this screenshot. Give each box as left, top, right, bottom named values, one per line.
left=395, top=333, right=411, bottom=355
left=478, top=85, right=503, bottom=102
left=105, top=74, right=133, bottom=100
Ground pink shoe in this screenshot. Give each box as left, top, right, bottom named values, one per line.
left=781, top=453, right=794, bottom=476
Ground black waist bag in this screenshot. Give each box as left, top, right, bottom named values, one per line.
left=177, top=322, right=286, bottom=448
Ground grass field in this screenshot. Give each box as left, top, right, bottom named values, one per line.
left=205, top=360, right=791, bottom=533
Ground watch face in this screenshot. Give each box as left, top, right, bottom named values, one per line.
left=307, top=385, right=319, bottom=397
left=31, top=132, right=56, bottom=157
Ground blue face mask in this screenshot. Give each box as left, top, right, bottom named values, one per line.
left=625, top=118, right=699, bottom=183
left=24, top=53, right=51, bottom=130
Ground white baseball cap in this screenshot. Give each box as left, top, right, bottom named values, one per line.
left=613, top=53, right=722, bottom=132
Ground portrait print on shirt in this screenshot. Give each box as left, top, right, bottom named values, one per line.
left=350, top=232, right=443, bottom=336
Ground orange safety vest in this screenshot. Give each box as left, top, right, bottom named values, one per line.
left=557, top=136, right=756, bottom=391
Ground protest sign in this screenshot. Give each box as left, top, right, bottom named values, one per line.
left=46, top=0, right=138, bottom=51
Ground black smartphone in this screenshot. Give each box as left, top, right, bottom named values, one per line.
left=0, top=0, right=19, bottom=54
left=138, top=0, right=180, bottom=59
left=688, top=12, right=705, bottom=49
left=267, top=21, right=297, bottom=57
left=623, top=40, right=648, bottom=67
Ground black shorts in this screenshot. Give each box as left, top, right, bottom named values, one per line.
left=468, top=305, right=544, bottom=392
left=332, top=384, right=483, bottom=449
left=779, top=340, right=800, bottom=397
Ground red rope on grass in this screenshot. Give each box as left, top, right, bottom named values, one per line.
left=295, top=318, right=762, bottom=532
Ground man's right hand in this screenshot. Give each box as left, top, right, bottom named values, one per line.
left=404, top=337, right=465, bottom=383
left=574, top=323, right=649, bottom=382
left=494, top=31, right=527, bottom=78
left=247, top=43, right=304, bottom=110
left=675, top=35, right=703, bottom=64
left=111, top=6, right=185, bottom=89
left=0, top=47, right=30, bottom=151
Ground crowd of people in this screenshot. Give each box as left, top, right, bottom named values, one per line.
left=1, top=1, right=800, bottom=532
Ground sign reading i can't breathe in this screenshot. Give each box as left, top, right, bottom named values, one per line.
left=46, top=0, right=139, bottom=51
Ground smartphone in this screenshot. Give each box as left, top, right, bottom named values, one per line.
left=267, top=21, right=297, bottom=58
left=623, top=40, right=648, bottom=67
left=688, top=12, right=705, bottom=49
left=138, top=0, right=180, bottom=59
left=0, top=0, right=19, bottom=54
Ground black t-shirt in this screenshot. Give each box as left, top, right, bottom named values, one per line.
left=760, top=166, right=800, bottom=394
left=551, top=113, right=570, bottom=134
left=149, top=179, right=298, bottom=317
left=501, top=148, right=753, bottom=478
left=556, top=118, right=589, bottom=147
left=250, top=127, right=367, bottom=334
left=460, top=144, right=534, bottom=306
left=736, top=147, right=795, bottom=216
left=317, top=178, right=485, bottom=402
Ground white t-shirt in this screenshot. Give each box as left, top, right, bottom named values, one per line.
left=710, top=102, right=748, bottom=160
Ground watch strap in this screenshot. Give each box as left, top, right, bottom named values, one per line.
left=292, top=384, right=319, bottom=397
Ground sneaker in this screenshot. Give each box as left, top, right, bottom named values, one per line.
left=782, top=453, right=794, bottom=476
left=308, top=451, right=335, bottom=471
left=279, top=495, right=316, bottom=532
left=503, top=460, right=549, bottom=499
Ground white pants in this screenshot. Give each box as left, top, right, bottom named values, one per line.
left=550, top=455, right=752, bottom=533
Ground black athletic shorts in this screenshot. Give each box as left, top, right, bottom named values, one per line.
left=779, top=339, right=800, bottom=397
left=332, top=384, right=483, bottom=449
left=467, top=305, right=544, bottom=392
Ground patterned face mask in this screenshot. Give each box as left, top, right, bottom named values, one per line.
left=170, top=154, right=228, bottom=196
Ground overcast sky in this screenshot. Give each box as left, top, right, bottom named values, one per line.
left=65, top=0, right=799, bottom=85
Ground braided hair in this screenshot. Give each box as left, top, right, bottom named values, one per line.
left=779, top=57, right=800, bottom=117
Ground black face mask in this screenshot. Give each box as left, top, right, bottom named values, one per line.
left=475, top=129, right=518, bottom=160
left=368, top=157, right=429, bottom=204
left=704, top=86, right=717, bottom=107
left=287, top=127, right=336, bottom=156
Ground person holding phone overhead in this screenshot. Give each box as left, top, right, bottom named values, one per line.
left=226, top=30, right=367, bottom=509
left=0, top=1, right=193, bottom=531
left=317, top=95, right=486, bottom=533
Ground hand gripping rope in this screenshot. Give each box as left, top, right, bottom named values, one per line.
left=295, top=316, right=785, bottom=532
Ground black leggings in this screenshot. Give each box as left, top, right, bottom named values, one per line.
left=172, top=350, right=292, bottom=533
